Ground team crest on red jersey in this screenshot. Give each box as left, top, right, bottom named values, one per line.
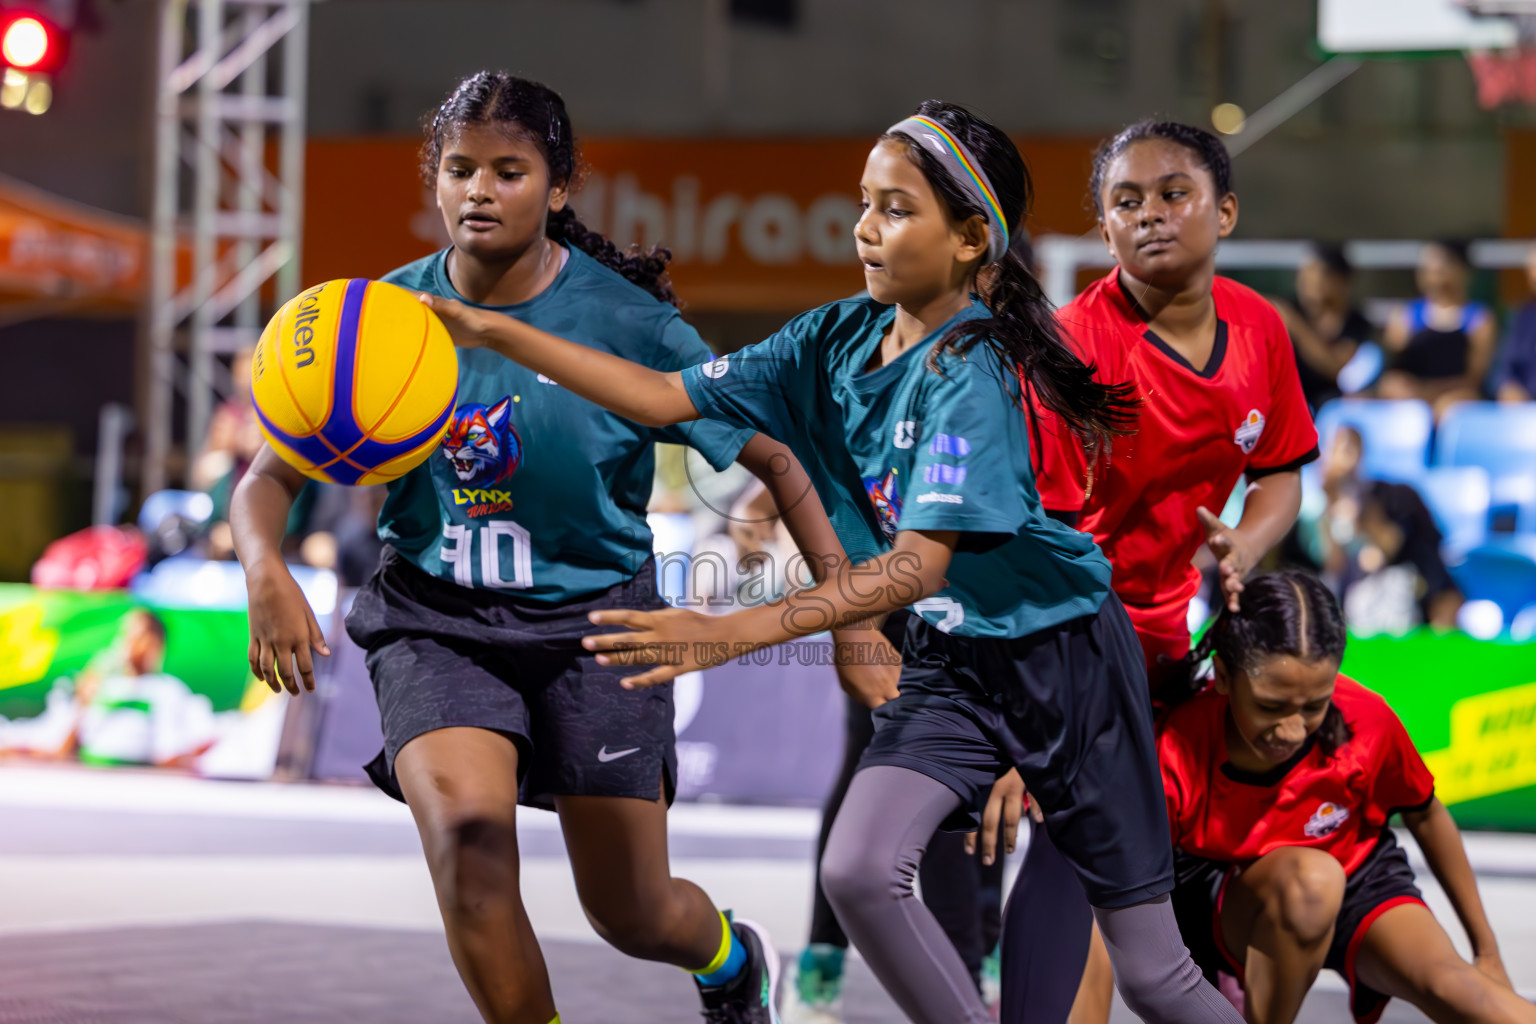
left=1303, top=801, right=1350, bottom=838
left=1234, top=409, right=1266, bottom=454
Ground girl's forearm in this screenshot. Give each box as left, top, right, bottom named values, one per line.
left=1407, top=800, right=1500, bottom=953
left=1234, top=469, right=1302, bottom=559
left=231, top=448, right=305, bottom=571
left=479, top=314, right=700, bottom=427
left=727, top=535, right=951, bottom=649
left=736, top=436, right=843, bottom=586
left=1467, top=322, right=1498, bottom=384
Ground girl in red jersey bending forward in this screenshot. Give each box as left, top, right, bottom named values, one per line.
left=1158, top=571, right=1532, bottom=1024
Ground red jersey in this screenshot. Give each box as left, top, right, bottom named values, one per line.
left=1159, top=675, right=1436, bottom=876
left=1036, top=271, right=1318, bottom=611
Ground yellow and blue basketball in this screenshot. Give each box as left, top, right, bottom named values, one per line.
left=251, top=279, right=458, bottom=485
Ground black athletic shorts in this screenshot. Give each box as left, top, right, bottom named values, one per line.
left=1172, top=829, right=1425, bottom=1024
left=345, top=546, right=676, bottom=810
left=861, top=594, right=1173, bottom=909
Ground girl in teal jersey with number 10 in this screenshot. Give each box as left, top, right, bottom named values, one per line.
left=423, top=100, right=1250, bottom=1024
left=231, top=73, right=877, bottom=1024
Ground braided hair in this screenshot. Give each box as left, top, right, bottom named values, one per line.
left=1089, top=120, right=1234, bottom=215
left=1165, top=570, right=1353, bottom=755
left=422, top=71, right=678, bottom=306
left=885, top=100, right=1138, bottom=466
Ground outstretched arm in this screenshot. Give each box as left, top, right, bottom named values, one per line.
left=734, top=435, right=842, bottom=583
left=1197, top=469, right=1303, bottom=612
left=1402, top=798, right=1512, bottom=988
left=585, top=528, right=956, bottom=688
left=420, top=293, right=700, bottom=428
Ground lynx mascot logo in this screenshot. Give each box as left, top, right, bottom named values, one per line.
left=864, top=469, right=902, bottom=540
left=442, top=397, right=522, bottom=487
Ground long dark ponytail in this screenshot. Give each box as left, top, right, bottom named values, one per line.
left=1166, top=571, right=1353, bottom=755
left=885, top=101, right=1137, bottom=464
left=422, top=71, right=679, bottom=306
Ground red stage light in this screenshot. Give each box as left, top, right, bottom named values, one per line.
left=2, top=17, right=50, bottom=70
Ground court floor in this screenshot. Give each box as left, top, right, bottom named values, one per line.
left=1, top=765, right=1532, bottom=1023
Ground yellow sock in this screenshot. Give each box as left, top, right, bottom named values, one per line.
left=548, top=1016, right=560, bottom=1024
left=695, top=911, right=733, bottom=976
left=691, top=911, right=746, bottom=985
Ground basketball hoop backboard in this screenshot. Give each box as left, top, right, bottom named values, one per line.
left=1317, top=0, right=1518, bottom=54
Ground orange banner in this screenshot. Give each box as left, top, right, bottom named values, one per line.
left=0, top=173, right=147, bottom=311
left=303, top=136, right=1099, bottom=312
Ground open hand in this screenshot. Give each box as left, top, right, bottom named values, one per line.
left=1198, top=505, right=1256, bottom=613
left=584, top=607, right=742, bottom=688
left=245, top=558, right=330, bottom=695
left=418, top=292, right=495, bottom=349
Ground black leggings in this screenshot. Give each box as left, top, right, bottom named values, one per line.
left=807, top=695, right=1005, bottom=985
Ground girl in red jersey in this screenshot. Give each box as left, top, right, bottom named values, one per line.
left=1000, top=121, right=1321, bottom=1024
left=1035, top=121, right=1317, bottom=693
left=1159, top=571, right=1533, bottom=1024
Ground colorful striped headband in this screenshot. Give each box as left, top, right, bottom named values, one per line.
left=887, top=115, right=1010, bottom=265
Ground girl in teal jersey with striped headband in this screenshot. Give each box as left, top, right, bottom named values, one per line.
left=422, top=100, right=1246, bottom=1024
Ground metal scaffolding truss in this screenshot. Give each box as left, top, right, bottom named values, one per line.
left=144, top=0, right=310, bottom=495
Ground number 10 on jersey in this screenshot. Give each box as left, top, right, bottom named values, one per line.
left=441, top=521, right=533, bottom=589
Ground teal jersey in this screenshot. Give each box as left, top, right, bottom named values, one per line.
left=681, top=296, right=1110, bottom=639
left=378, top=246, right=751, bottom=602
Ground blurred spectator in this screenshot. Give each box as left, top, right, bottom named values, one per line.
left=1273, top=243, right=1377, bottom=409
left=1493, top=246, right=1536, bottom=403
left=75, top=609, right=218, bottom=767
left=297, top=484, right=388, bottom=587
left=0, top=609, right=216, bottom=766
left=1378, top=241, right=1497, bottom=419
left=193, top=346, right=264, bottom=493
left=1317, top=427, right=1462, bottom=632
left=193, top=346, right=267, bottom=559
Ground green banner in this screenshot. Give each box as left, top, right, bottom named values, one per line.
left=2, top=584, right=1533, bottom=830
left=1343, top=630, right=1536, bottom=833
left=0, top=583, right=255, bottom=720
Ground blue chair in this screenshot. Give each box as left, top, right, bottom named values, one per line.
left=1313, top=399, right=1433, bottom=483
left=1511, top=602, right=1536, bottom=642
left=1418, top=466, right=1490, bottom=554
left=1434, top=402, right=1536, bottom=479
left=1488, top=472, right=1536, bottom=536
left=1447, top=537, right=1536, bottom=629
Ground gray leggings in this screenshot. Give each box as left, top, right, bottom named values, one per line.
left=822, top=766, right=1244, bottom=1024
